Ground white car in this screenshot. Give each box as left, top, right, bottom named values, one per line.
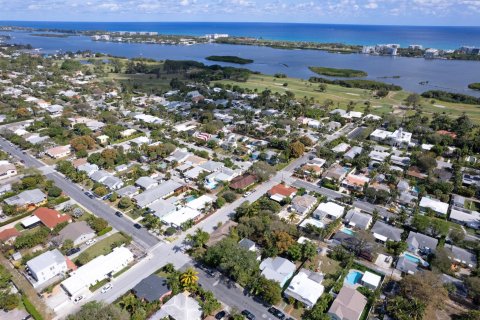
left=243, top=191, right=252, bottom=198
left=73, top=295, right=85, bottom=304
left=101, top=283, right=112, bottom=293
left=85, top=239, right=97, bottom=245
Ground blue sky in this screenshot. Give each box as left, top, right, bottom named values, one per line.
left=1, top=0, right=479, bottom=26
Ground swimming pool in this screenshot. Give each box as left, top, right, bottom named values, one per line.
left=341, top=227, right=355, bottom=236
left=185, top=195, right=196, bottom=203
left=403, top=253, right=421, bottom=264
left=345, top=270, right=363, bottom=286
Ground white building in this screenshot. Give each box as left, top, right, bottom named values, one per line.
left=419, top=197, right=449, bottom=216
left=313, top=202, right=345, bottom=220
left=0, top=161, right=17, bottom=180
left=61, top=247, right=133, bottom=297
left=26, top=249, right=67, bottom=284
left=284, top=269, right=324, bottom=308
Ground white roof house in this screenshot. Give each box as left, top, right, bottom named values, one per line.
left=419, top=197, right=449, bottom=216
left=150, top=292, right=202, bottom=320
left=284, top=269, right=324, bottom=308
left=26, top=249, right=67, bottom=284
left=313, top=202, right=345, bottom=220
left=361, top=271, right=381, bottom=290
left=161, top=207, right=202, bottom=228
left=61, top=247, right=133, bottom=297
left=186, top=195, right=214, bottom=211
left=300, top=218, right=325, bottom=229
left=135, top=176, right=159, bottom=190
left=260, top=257, right=296, bottom=286
left=21, top=215, right=41, bottom=228
left=133, top=180, right=183, bottom=208
left=450, top=208, right=480, bottom=229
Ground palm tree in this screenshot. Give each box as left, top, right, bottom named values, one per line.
left=288, top=212, right=297, bottom=224
left=119, top=293, right=138, bottom=314
left=180, top=268, right=199, bottom=288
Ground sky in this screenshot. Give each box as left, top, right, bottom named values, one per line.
left=1, top=0, right=480, bottom=26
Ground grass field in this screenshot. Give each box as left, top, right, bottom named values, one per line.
left=73, top=232, right=128, bottom=264
left=216, top=73, right=480, bottom=122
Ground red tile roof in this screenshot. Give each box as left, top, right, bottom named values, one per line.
left=268, top=184, right=297, bottom=197
left=0, top=228, right=20, bottom=242
left=230, top=174, right=257, bottom=190
left=436, top=130, right=457, bottom=139
left=34, top=207, right=71, bottom=229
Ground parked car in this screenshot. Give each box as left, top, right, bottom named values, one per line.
left=101, top=283, right=112, bottom=293
left=241, top=310, right=255, bottom=320
left=115, top=211, right=123, bottom=217
left=205, top=269, right=216, bottom=277
left=66, top=247, right=81, bottom=256
left=243, top=191, right=252, bottom=198
left=215, top=310, right=227, bottom=320
left=85, top=239, right=97, bottom=245
left=73, top=295, right=85, bottom=304
left=268, top=307, right=285, bottom=320
left=133, top=223, right=142, bottom=229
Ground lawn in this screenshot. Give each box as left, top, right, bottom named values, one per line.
left=73, top=232, right=128, bottom=264
left=216, top=73, right=480, bottom=123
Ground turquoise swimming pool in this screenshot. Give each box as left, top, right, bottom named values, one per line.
left=341, top=227, right=355, bottom=236
left=185, top=195, right=196, bottom=203
left=403, top=253, right=421, bottom=264
left=345, top=270, right=363, bottom=286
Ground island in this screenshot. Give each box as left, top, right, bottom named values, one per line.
left=308, top=66, right=368, bottom=77
left=468, top=83, right=480, bottom=91
left=206, top=55, right=254, bottom=64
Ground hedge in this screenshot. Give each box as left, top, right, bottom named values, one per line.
left=97, top=226, right=113, bottom=236
left=0, top=211, right=32, bottom=228
left=22, top=295, right=43, bottom=320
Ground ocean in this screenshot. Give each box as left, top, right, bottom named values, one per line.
left=1, top=21, right=480, bottom=50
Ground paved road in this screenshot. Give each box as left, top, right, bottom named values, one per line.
left=0, top=138, right=159, bottom=250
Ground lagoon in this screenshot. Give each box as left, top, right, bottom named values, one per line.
left=3, top=30, right=480, bottom=96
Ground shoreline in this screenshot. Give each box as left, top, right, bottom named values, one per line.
left=1, top=25, right=479, bottom=61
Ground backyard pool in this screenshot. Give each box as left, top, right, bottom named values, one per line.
left=185, top=195, right=196, bottom=203
left=403, top=253, right=421, bottom=264
left=345, top=270, right=363, bottom=286
left=341, top=227, right=355, bottom=236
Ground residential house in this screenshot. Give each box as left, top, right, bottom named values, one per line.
left=419, top=197, right=449, bottom=216
left=135, top=176, right=159, bottom=190
left=165, top=149, right=190, bottom=163
left=116, top=185, right=140, bottom=198
left=34, top=207, right=71, bottom=230
left=260, top=257, right=296, bottom=286
left=26, top=249, right=67, bottom=284
left=371, top=221, right=403, bottom=243
left=332, top=143, right=351, bottom=154
left=449, top=207, right=480, bottom=229
left=229, top=174, right=257, bottom=191
left=0, top=161, right=16, bottom=180
left=341, top=174, right=370, bottom=192
left=445, top=245, right=477, bottom=269
left=96, top=135, right=109, bottom=145
left=370, top=127, right=412, bottom=148
left=284, top=269, right=324, bottom=308
left=4, top=189, right=47, bottom=210
left=0, top=228, right=20, bottom=244
left=291, top=194, right=317, bottom=215
left=77, top=163, right=99, bottom=177
left=396, top=256, right=419, bottom=275
left=133, top=180, right=184, bottom=208
left=132, top=274, right=171, bottom=303
left=344, top=146, right=363, bottom=161
left=45, top=145, right=71, bottom=159
left=323, top=164, right=349, bottom=181
left=406, top=231, right=438, bottom=255
left=61, top=247, right=134, bottom=297
left=360, top=271, right=381, bottom=290
left=452, top=195, right=466, bottom=208
left=328, top=286, right=367, bottom=320
left=53, top=221, right=95, bottom=246
left=313, top=202, right=345, bottom=220
left=344, top=209, right=372, bottom=230
left=90, top=170, right=124, bottom=190
left=267, top=184, right=297, bottom=202
left=149, top=292, right=202, bottom=320
left=161, top=207, right=202, bottom=229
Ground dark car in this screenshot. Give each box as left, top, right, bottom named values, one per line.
left=66, top=247, right=81, bottom=256
left=268, top=307, right=285, bottom=320
left=133, top=223, right=142, bottom=229
left=241, top=310, right=255, bottom=320
left=115, top=211, right=123, bottom=217
left=215, top=310, right=227, bottom=320
left=205, top=269, right=216, bottom=277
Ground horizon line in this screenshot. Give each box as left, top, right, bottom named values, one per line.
left=1, top=19, right=480, bottom=28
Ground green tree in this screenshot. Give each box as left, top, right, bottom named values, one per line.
left=288, top=141, right=305, bottom=158
left=0, top=292, right=19, bottom=311
left=180, top=268, right=199, bottom=288
left=249, top=161, right=276, bottom=182
left=386, top=296, right=426, bottom=320
left=48, top=186, right=63, bottom=197
left=93, top=186, right=108, bottom=197
left=118, top=197, right=133, bottom=209
left=0, top=265, right=12, bottom=289
left=187, top=228, right=210, bottom=248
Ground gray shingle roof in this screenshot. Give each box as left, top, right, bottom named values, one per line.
left=371, top=221, right=403, bottom=242
left=132, top=274, right=170, bottom=302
